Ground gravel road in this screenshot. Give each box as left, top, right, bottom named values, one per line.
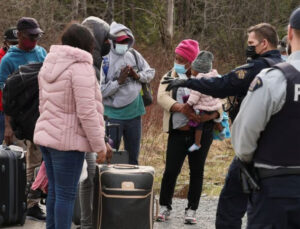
left=3, top=197, right=246, bottom=229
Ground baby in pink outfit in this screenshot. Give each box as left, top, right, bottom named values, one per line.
left=186, top=51, right=222, bottom=152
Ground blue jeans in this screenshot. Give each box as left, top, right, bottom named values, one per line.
left=107, top=116, right=142, bottom=165
left=0, top=112, right=4, bottom=144
left=40, top=146, right=84, bottom=229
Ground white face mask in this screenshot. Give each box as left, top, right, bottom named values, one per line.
left=115, top=43, right=128, bottom=55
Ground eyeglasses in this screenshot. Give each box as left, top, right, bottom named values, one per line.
left=23, top=32, right=43, bottom=41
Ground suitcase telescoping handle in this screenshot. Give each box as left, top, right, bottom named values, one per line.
left=112, top=164, right=139, bottom=169
left=1, top=144, right=25, bottom=159
left=105, top=122, right=120, bottom=152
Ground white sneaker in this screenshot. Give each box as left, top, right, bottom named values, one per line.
left=184, top=208, right=197, bottom=224
left=157, top=206, right=171, bottom=222
left=188, top=143, right=201, bottom=152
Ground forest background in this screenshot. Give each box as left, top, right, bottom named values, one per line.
left=1, top=0, right=298, bottom=196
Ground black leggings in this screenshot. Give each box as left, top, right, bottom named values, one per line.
left=159, top=122, right=214, bottom=210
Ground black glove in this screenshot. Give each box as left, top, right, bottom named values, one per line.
left=161, top=76, right=188, bottom=91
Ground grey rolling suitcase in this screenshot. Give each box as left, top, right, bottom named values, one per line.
left=72, top=151, right=130, bottom=226
left=93, top=164, right=155, bottom=229
left=0, top=145, right=27, bottom=226
left=72, top=122, right=129, bottom=226
left=72, top=153, right=130, bottom=226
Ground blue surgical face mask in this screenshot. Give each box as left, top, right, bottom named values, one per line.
left=174, top=62, right=187, bottom=74
left=115, top=43, right=128, bottom=55
left=281, top=55, right=288, bottom=61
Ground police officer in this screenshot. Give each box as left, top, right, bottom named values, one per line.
left=232, top=8, right=300, bottom=228
left=163, top=23, right=282, bottom=229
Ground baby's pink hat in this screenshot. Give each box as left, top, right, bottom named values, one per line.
left=175, top=39, right=200, bottom=63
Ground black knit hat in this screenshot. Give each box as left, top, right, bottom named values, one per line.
left=4, top=27, right=18, bottom=42
left=191, top=51, right=214, bottom=73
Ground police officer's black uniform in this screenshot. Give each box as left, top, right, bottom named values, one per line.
left=231, top=8, right=300, bottom=228
left=177, top=50, right=282, bottom=229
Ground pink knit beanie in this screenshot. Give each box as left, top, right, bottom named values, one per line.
left=175, top=39, right=200, bottom=63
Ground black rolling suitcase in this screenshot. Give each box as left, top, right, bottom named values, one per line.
left=93, top=164, right=155, bottom=229
left=0, top=145, right=27, bottom=226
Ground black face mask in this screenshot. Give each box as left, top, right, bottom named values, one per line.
left=246, top=45, right=260, bottom=59
left=101, top=42, right=111, bottom=56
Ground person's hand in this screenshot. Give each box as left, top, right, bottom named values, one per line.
left=4, top=125, right=13, bottom=145
left=171, top=103, right=198, bottom=122
left=161, top=77, right=188, bottom=91
left=96, top=150, right=106, bottom=164
left=180, top=103, right=196, bottom=120
left=128, top=66, right=140, bottom=80
left=105, top=143, right=113, bottom=164
left=117, top=66, right=130, bottom=84
left=196, top=111, right=219, bottom=123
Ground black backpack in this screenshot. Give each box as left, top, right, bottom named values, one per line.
left=2, top=62, right=42, bottom=141
left=129, top=49, right=153, bottom=106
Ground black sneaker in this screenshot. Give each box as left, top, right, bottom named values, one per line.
left=27, top=204, right=46, bottom=221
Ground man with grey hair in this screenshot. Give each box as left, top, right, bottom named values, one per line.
left=278, top=35, right=288, bottom=60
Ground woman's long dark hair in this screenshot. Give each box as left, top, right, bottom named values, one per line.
left=61, top=23, right=94, bottom=54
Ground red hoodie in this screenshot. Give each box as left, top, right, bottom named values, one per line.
left=0, top=48, right=6, bottom=111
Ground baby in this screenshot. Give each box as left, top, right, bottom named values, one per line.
left=186, top=51, right=222, bottom=152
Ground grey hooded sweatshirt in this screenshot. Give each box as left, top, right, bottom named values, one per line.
left=82, top=16, right=111, bottom=81
left=101, top=22, right=155, bottom=108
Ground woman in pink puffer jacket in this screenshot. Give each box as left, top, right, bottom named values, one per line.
left=33, top=23, right=107, bottom=229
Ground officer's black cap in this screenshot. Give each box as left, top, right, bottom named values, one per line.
left=4, top=27, right=18, bottom=42
left=290, top=7, right=300, bottom=29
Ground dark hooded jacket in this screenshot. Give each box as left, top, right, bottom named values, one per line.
left=82, top=16, right=111, bottom=81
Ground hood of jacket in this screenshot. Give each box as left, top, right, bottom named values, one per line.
left=6, top=45, right=45, bottom=59
left=109, top=21, right=135, bottom=54
left=82, top=16, right=111, bottom=68
left=8, top=45, right=38, bottom=54
left=41, top=45, right=93, bottom=83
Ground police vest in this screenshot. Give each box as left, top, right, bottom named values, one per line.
left=254, top=63, right=300, bottom=166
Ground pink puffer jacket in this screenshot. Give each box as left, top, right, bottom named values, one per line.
left=187, top=69, right=222, bottom=111
left=34, top=45, right=106, bottom=153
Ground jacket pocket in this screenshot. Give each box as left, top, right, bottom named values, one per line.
left=76, top=123, right=86, bottom=137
